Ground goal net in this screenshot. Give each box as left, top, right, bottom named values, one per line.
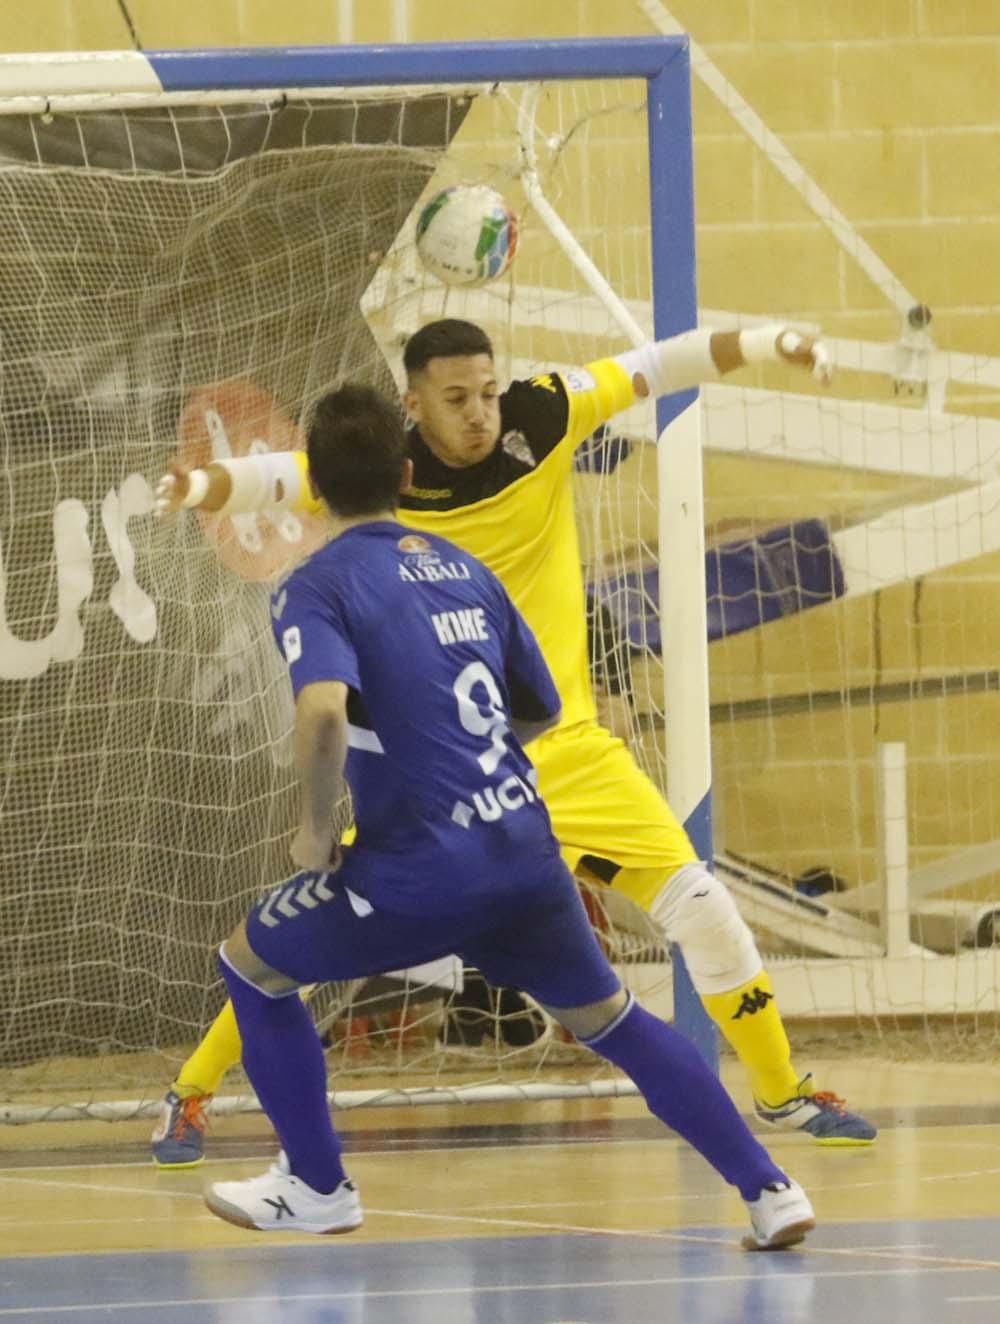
left=0, top=42, right=688, bottom=1123
left=7, top=35, right=994, bottom=1130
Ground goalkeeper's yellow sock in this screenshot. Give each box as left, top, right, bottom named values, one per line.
left=701, top=970, right=801, bottom=1107
left=172, top=1000, right=242, bottom=1098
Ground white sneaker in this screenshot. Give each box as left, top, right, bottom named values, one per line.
left=204, top=1152, right=363, bottom=1235
left=743, top=1178, right=815, bottom=1251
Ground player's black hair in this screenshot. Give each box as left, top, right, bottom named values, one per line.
left=403, top=318, right=494, bottom=378
left=306, top=383, right=407, bottom=517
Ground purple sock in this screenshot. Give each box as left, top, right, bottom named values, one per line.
left=582, top=995, right=786, bottom=1201
left=220, top=955, right=346, bottom=1195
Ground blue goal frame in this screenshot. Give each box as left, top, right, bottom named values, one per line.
left=143, top=35, right=717, bottom=1070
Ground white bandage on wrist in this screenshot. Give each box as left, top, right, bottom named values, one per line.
left=181, top=468, right=210, bottom=509
left=737, top=324, right=785, bottom=364
left=740, top=324, right=833, bottom=384
left=614, top=328, right=719, bottom=399
left=215, top=451, right=305, bottom=516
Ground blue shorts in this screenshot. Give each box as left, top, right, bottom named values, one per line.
left=245, top=848, right=621, bottom=1009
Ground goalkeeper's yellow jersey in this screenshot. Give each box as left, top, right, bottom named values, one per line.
left=294, top=358, right=636, bottom=730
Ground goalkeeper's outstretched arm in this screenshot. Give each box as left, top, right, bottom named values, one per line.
left=616, top=324, right=832, bottom=401
left=155, top=450, right=315, bottom=518
left=154, top=324, right=831, bottom=518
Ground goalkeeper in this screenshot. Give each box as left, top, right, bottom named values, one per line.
left=202, top=380, right=815, bottom=1251
left=153, top=317, right=875, bottom=1167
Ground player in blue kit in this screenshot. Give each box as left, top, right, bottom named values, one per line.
left=204, top=383, right=815, bottom=1251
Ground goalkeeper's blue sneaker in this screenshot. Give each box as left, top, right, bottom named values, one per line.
left=151, top=1089, right=210, bottom=1168
left=754, top=1074, right=877, bottom=1146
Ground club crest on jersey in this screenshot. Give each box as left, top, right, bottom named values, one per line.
left=398, top=534, right=432, bottom=554
left=501, top=429, right=535, bottom=467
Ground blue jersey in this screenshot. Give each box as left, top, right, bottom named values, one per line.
left=270, top=520, right=563, bottom=913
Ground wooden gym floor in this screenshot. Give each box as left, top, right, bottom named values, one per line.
left=3, top=1058, right=1000, bottom=1322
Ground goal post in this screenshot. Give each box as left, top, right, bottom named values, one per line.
left=0, top=36, right=717, bottom=1124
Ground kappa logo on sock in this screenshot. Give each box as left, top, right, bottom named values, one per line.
left=263, top=1195, right=295, bottom=1219
left=732, top=986, right=774, bottom=1019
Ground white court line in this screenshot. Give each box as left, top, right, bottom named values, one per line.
left=948, top=1296, right=1000, bottom=1304
left=2, top=1166, right=998, bottom=1238
left=1, top=1265, right=998, bottom=1318
left=343, top=1159, right=1000, bottom=1215
left=917, top=1166, right=1000, bottom=1185
left=463, top=1192, right=734, bottom=1212
left=3, top=1169, right=1000, bottom=1273
left=0, top=1160, right=170, bottom=1174
left=7, top=1140, right=1000, bottom=1191
left=5, top=1127, right=1000, bottom=1179
left=0, top=1136, right=681, bottom=1176
left=0, top=1173, right=203, bottom=1202
left=355, top=1205, right=1000, bottom=1272
left=862, top=1244, right=937, bottom=1252
left=0, top=1172, right=733, bottom=1252
left=0, top=1215, right=221, bottom=1229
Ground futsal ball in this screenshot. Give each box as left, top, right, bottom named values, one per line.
left=415, top=184, right=518, bottom=287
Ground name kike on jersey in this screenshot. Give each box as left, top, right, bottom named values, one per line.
left=431, top=607, right=490, bottom=646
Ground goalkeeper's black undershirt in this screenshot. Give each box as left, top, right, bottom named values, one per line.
left=402, top=375, right=572, bottom=512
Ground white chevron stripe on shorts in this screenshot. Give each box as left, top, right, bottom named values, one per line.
left=258, top=872, right=339, bottom=927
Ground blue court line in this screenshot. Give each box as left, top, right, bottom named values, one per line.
left=2, top=1221, right=1000, bottom=1323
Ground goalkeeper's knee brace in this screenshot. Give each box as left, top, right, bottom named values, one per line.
left=650, top=863, right=762, bottom=995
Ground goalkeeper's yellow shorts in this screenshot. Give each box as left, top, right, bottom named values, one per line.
left=531, top=720, right=697, bottom=913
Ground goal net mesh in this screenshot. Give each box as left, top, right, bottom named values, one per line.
left=0, top=78, right=670, bottom=1119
